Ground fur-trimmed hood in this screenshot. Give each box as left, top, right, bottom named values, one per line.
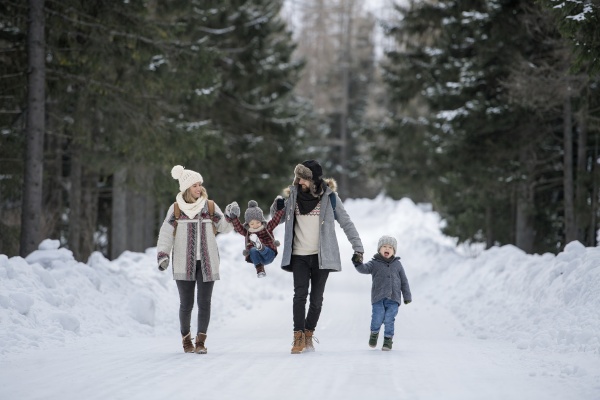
left=283, top=177, right=337, bottom=198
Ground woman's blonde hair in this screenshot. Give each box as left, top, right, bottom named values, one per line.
left=183, top=186, right=208, bottom=203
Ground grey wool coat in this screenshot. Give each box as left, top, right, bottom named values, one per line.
left=354, top=254, right=412, bottom=305
left=270, top=178, right=364, bottom=272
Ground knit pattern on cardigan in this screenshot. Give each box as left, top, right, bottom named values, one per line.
left=157, top=202, right=224, bottom=281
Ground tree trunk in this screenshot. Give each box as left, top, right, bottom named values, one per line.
left=20, top=0, right=46, bottom=257
left=142, top=170, right=156, bottom=252
left=43, top=118, right=64, bottom=241
left=485, top=205, right=494, bottom=249
left=338, top=0, right=353, bottom=199
left=111, top=168, right=128, bottom=259
left=563, top=96, right=577, bottom=245
left=575, top=101, right=589, bottom=244
left=79, top=170, right=98, bottom=261
left=515, top=180, right=535, bottom=253
left=590, top=137, right=599, bottom=246
left=69, top=147, right=82, bottom=260
left=515, top=147, right=536, bottom=253
left=128, top=185, right=145, bottom=252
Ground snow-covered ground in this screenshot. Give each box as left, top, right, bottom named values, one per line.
left=1, top=195, right=599, bottom=399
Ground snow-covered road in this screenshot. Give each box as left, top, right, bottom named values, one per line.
left=1, top=278, right=596, bottom=400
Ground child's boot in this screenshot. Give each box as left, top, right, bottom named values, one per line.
left=195, top=333, right=207, bottom=354
left=256, top=264, right=266, bottom=278
left=304, top=330, right=318, bottom=352
left=369, top=331, right=379, bottom=348
left=182, top=332, right=194, bottom=353
left=382, top=336, right=393, bottom=351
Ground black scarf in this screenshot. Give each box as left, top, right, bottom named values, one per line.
left=296, top=185, right=321, bottom=215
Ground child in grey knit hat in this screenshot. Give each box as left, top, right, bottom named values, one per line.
left=225, top=198, right=286, bottom=278
left=352, top=235, right=412, bottom=351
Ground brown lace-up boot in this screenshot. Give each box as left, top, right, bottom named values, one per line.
left=304, top=330, right=317, bottom=352
left=195, top=333, right=207, bottom=354
left=291, top=330, right=305, bottom=354
left=182, top=333, right=194, bottom=353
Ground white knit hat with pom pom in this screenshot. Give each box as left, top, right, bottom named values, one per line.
left=171, top=165, right=203, bottom=192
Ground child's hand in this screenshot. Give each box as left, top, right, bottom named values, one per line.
left=226, top=202, right=240, bottom=218
left=351, top=252, right=363, bottom=264
left=276, top=196, right=285, bottom=210
left=404, top=300, right=411, bottom=305
left=230, top=202, right=240, bottom=218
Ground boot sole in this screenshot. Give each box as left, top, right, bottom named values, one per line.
left=382, top=347, right=392, bottom=351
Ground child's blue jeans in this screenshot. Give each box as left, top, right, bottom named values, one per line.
left=248, top=246, right=276, bottom=266
left=370, top=298, right=399, bottom=338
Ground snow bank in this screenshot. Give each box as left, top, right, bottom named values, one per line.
left=0, top=233, right=289, bottom=357
left=423, top=241, right=600, bottom=353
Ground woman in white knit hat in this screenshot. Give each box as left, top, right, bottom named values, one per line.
left=156, top=165, right=233, bottom=354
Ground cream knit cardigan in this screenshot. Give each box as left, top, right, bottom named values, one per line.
left=157, top=199, right=232, bottom=281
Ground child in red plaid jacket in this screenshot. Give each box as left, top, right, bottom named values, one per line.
left=225, top=197, right=286, bottom=277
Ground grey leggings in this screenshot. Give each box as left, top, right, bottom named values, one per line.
left=175, top=262, right=215, bottom=336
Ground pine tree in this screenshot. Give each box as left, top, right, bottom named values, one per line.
left=381, top=0, right=575, bottom=252
left=537, top=0, right=600, bottom=74
left=182, top=0, right=307, bottom=207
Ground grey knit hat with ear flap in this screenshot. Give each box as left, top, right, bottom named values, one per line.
left=244, top=200, right=266, bottom=225
left=377, top=235, right=397, bottom=254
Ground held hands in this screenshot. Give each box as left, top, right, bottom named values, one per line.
left=275, top=196, right=285, bottom=211
left=351, top=252, right=363, bottom=264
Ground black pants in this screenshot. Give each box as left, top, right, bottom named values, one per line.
left=176, top=261, right=215, bottom=336
left=292, top=254, right=330, bottom=332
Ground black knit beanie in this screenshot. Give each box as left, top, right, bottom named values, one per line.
left=302, top=159, right=323, bottom=187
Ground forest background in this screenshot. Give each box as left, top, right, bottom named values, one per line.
left=1, top=0, right=599, bottom=262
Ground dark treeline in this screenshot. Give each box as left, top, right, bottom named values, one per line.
left=1, top=0, right=308, bottom=260
left=1, top=0, right=599, bottom=261
left=377, top=0, right=600, bottom=254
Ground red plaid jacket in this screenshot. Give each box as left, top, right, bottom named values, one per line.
left=227, top=208, right=285, bottom=262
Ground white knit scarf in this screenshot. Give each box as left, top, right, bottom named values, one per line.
left=247, top=225, right=265, bottom=233
left=176, top=192, right=207, bottom=218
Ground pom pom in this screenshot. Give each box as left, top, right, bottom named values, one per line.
left=248, top=200, right=258, bottom=208
left=171, top=165, right=184, bottom=180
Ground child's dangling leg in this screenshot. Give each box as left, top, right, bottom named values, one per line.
left=255, top=263, right=266, bottom=278
left=248, top=247, right=274, bottom=278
